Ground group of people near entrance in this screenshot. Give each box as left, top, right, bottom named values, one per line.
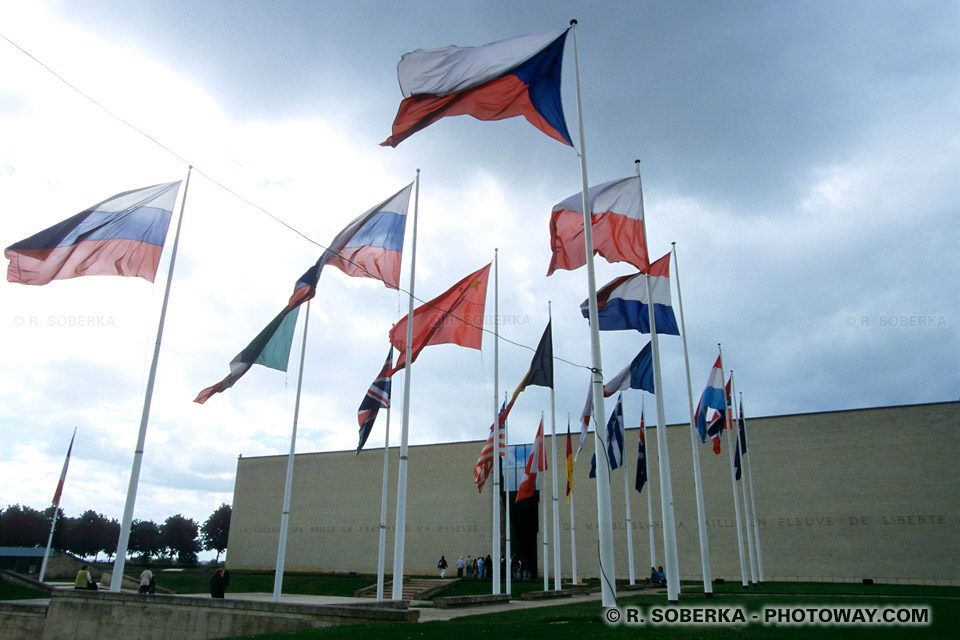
left=439, top=554, right=495, bottom=580
left=440, top=555, right=538, bottom=581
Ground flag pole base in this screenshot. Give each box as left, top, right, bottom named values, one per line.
left=704, top=592, right=713, bottom=599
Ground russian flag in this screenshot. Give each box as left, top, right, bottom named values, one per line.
left=547, top=175, right=649, bottom=276
left=580, top=253, right=680, bottom=335
left=288, top=183, right=412, bottom=309
left=382, top=30, right=572, bottom=147
left=695, top=356, right=727, bottom=443
left=6, top=182, right=181, bottom=285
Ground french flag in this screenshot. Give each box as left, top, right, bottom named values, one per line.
left=288, top=183, right=412, bottom=309
left=6, top=182, right=181, bottom=286
left=580, top=253, right=680, bottom=335
left=382, top=30, right=572, bottom=148
left=695, top=356, right=727, bottom=443
left=547, top=175, right=649, bottom=276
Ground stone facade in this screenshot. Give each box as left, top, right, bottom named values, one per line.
left=226, top=401, right=960, bottom=585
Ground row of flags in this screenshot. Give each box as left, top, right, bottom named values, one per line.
left=9, top=23, right=763, bottom=596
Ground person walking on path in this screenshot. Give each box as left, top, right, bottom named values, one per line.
left=437, top=555, right=448, bottom=579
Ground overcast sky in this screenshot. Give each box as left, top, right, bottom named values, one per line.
left=1, top=1, right=957, bottom=541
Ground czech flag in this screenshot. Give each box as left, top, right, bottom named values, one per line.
left=382, top=29, right=572, bottom=147
left=547, top=175, right=649, bottom=276
left=6, top=182, right=181, bottom=285
left=581, top=252, right=680, bottom=335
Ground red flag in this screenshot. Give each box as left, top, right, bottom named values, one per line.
left=389, top=263, right=491, bottom=372
left=516, top=418, right=546, bottom=503
left=52, top=428, right=76, bottom=507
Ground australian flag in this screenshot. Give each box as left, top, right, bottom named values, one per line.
left=356, top=348, right=393, bottom=454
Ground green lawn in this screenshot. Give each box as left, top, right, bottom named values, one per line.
left=217, top=581, right=959, bottom=640
left=0, top=582, right=44, bottom=601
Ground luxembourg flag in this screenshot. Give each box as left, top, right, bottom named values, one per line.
left=580, top=253, right=680, bottom=335
left=382, top=30, right=572, bottom=147
left=547, top=175, right=649, bottom=276
left=695, top=356, right=727, bottom=443
left=288, top=183, right=412, bottom=309
left=6, top=182, right=181, bottom=285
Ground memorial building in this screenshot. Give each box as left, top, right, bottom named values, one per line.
left=226, top=400, right=959, bottom=585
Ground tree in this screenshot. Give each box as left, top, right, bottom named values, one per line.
left=161, top=514, right=200, bottom=564
left=61, top=510, right=113, bottom=561
left=201, top=504, right=231, bottom=563
left=0, top=504, right=49, bottom=547
left=129, top=519, right=164, bottom=560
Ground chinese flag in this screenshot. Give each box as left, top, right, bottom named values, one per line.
left=389, top=263, right=491, bottom=372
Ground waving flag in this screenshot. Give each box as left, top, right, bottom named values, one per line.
left=581, top=253, right=679, bottom=334
left=706, top=412, right=723, bottom=455
left=194, top=306, right=301, bottom=404
left=382, top=30, right=571, bottom=147
left=695, top=356, right=726, bottom=442
left=356, top=348, right=394, bottom=454
left=635, top=412, right=647, bottom=494
left=738, top=398, right=748, bottom=455
left=547, top=176, right=649, bottom=276
left=51, top=428, right=77, bottom=508
left=603, top=342, right=655, bottom=397
left=473, top=402, right=509, bottom=493
left=590, top=393, right=625, bottom=478
left=389, top=263, right=491, bottom=372
left=289, top=183, right=412, bottom=308
left=516, top=418, right=546, bottom=503
left=6, top=182, right=181, bottom=285
left=576, top=377, right=593, bottom=461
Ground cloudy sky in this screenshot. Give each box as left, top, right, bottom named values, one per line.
left=1, top=1, right=957, bottom=544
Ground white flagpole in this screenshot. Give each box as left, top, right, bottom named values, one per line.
left=570, top=18, right=617, bottom=608
left=622, top=408, right=635, bottom=585
left=392, top=170, right=420, bottom=600
left=670, top=240, right=714, bottom=597
left=376, top=396, right=392, bottom=600
left=719, top=351, right=749, bottom=588
left=730, top=378, right=756, bottom=584
left=643, top=397, right=656, bottom=573
left=568, top=414, right=579, bottom=585
left=637, top=165, right=680, bottom=603
left=272, top=299, right=311, bottom=602
left=548, top=304, right=562, bottom=591
left=40, top=426, right=76, bottom=582
left=504, top=391, right=512, bottom=595
left=732, top=383, right=758, bottom=585
left=492, top=248, right=501, bottom=594
left=111, top=166, right=191, bottom=592
left=741, top=392, right=765, bottom=583
left=541, top=411, right=548, bottom=591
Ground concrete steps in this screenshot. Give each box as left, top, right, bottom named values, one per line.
left=354, top=578, right=459, bottom=600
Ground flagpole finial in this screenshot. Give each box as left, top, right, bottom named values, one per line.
left=671, top=241, right=676, bottom=247
left=635, top=158, right=641, bottom=165
left=570, top=18, right=578, bottom=25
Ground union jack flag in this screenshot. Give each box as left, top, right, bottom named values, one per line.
left=356, top=348, right=393, bottom=454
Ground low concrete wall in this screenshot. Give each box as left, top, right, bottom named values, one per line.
left=0, top=601, right=47, bottom=640
left=41, top=590, right=418, bottom=640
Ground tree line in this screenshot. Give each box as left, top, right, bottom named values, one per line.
left=0, top=503, right=231, bottom=564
